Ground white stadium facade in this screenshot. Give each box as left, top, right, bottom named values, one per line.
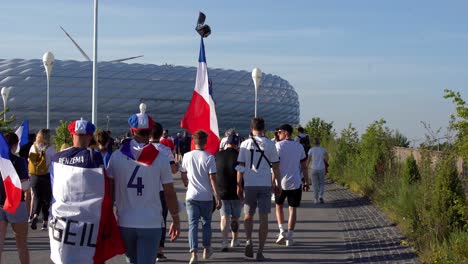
left=0, top=59, right=299, bottom=137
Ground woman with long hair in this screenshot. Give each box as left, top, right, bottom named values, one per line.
left=28, top=129, right=56, bottom=230
left=0, top=132, right=30, bottom=263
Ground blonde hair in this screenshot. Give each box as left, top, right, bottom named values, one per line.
left=35, top=129, right=51, bottom=147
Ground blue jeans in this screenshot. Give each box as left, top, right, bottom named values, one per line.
left=119, top=227, right=162, bottom=264
left=311, top=169, right=326, bottom=201
left=186, top=199, right=213, bottom=253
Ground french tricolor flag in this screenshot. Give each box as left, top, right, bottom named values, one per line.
left=0, top=133, right=22, bottom=214
left=180, top=38, right=220, bottom=155
left=15, top=120, right=29, bottom=153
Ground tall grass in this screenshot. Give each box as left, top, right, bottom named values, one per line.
left=325, top=123, right=468, bottom=263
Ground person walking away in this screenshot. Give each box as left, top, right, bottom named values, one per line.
left=150, top=122, right=179, bottom=262
left=180, top=130, right=221, bottom=264
left=236, top=117, right=281, bottom=261
left=179, top=132, right=192, bottom=160
left=0, top=132, right=30, bottom=264
left=160, top=130, right=175, bottom=155
left=107, top=109, right=181, bottom=263
left=307, top=138, right=329, bottom=203
left=294, top=126, right=310, bottom=159
left=18, top=133, right=35, bottom=224
left=28, top=129, right=56, bottom=230
left=173, top=133, right=182, bottom=163
left=49, top=119, right=125, bottom=263
left=274, top=124, right=309, bottom=247
left=214, top=133, right=242, bottom=252
left=96, top=130, right=113, bottom=167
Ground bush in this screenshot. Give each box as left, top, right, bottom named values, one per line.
left=431, top=157, right=467, bottom=241
left=53, top=120, right=72, bottom=151
left=403, top=154, right=420, bottom=184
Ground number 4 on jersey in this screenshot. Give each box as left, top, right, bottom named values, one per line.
left=127, top=165, right=144, bottom=196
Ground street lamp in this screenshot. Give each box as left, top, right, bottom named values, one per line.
left=43, top=51, right=55, bottom=129
left=1, top=87, right=10, bottom=121
left=252, top=68, right=262, bottom=117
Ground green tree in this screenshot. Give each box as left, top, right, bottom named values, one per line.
left=403, top=154, right=420, bottom=184
left=303, top=117, right=335, bottom=143
left=358, top=119, right=394, bottom=193
left=444, top=89, right=468, bottom=159
left=329, top=123, right=359, bottom=178
left=391, top=130, right=410, bottom=148
left=431, top=157, right=466, bottom=241
left=53, top=120, right=72, bottom=150
left=0, top=108, right=15, bottom=133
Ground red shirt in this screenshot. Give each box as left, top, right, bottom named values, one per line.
left=160, top=137, right=175, bottom=152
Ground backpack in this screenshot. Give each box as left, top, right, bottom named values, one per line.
left=299, top=134, right=311, bottom=154
left=28, top=144, right=48, bottom=175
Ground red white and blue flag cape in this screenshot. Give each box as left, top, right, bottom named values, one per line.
left=14, top=120, right=29, bottom=153
left=0, top=133, right=22, bottom=214
left=181, top=38, right=220, bottom=155
left=49, top=162, right=125, bottom=264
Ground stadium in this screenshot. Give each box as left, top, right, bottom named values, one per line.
left=0, top=58, right=300, bottom=137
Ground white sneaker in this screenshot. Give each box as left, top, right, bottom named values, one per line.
left=286, top=239, right=294, bottom=246
left=275, top=232, right=287, bottom=245
left=230, top=239, right=240, bottom=248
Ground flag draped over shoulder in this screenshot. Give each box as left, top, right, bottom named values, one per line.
left=180, top=38, right=220, bottom=155
left=0, top=133, right=22, bottom=214
left=49, top=163, right=125, bottom=264
left=15, top=120, right=29, bottom=153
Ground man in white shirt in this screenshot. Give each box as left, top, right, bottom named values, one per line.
left=150, top=122, right=179, bottom=262
left=107, top=107, right=181, bottom=264
left=180, top=130, right=221, bottom=264
left=236, top=117, right=281, bottom=261
left=307, top=138, right=329, bottom=204
left=274, top=124, right=309, bottom=247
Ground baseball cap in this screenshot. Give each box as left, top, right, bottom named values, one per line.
left=68, top=118, right=96, bottom=136
left=277, top=124, right=293, bottom=135
left=226, top=134, right=239, bottom=145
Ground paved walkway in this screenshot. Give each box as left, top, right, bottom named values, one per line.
left=2, top=176, right=420, bottom=264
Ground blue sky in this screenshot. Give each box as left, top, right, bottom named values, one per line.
left=2, top=1, right=467, bottom=144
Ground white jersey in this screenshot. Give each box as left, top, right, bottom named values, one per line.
left=238, top=136, right=279, bottom=187
left=152, top=142, right=174, bottom=190
left=107, top=139, right=172, bottom=228
left=276, top=140, right=306, bottom=190
left=180, top=149, right=216, bottom=201
left=308, top=146, right=327, bottom=171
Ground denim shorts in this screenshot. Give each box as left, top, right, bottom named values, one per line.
left=0, top=202, right=28, bottom=223
left=220, top=199, right=242, bottom=218
left=243, top=186, right=272, bottom=215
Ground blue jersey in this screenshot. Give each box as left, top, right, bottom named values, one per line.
left=52, top=147, right=104, bottom=169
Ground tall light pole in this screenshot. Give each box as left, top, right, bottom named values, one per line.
left=106, top=115, right=110, bottom=131
left=92, top=0, right=99, bottom=127
left=43, top=52, right=55, bottom=129
left=252, top=68, right=262, bottom=117
left=1, top=87, right=10, bottom=121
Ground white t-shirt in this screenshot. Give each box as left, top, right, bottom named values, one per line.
left=106, top=139, right=172, bottom=228
left=152, top=142, right=174, bottom=162
left=152, top=142, right=175, bottom=190
left=237, top=136, right=279, bottom=187
left=308, top=146, right=327, bottom=171
left=276, top=140, right=306, bottom=190
left=180, top=149, right=217, bottom=201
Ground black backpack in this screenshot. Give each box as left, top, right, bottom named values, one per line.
left=299, top=134, right=311, bottom=154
